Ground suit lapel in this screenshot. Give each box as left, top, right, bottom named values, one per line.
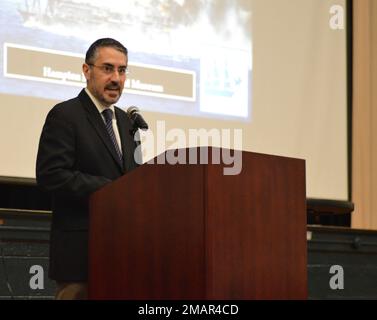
left=78, top=90, right=124, bottom=171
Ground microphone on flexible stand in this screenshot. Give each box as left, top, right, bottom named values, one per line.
left=127, top=106, right=148, bottom=149
left=127, top=106, right=149, bottom=132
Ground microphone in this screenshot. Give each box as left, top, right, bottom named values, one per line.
left=127, top=106, right=149, bottom=131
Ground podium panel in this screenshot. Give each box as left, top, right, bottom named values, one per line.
left=89, top=148, right=307, bottom=299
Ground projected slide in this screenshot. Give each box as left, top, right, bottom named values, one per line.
left=0, top=0, right=252, bottom=119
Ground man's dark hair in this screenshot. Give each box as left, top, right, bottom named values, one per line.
left=85, top=38, right=128, bottom=64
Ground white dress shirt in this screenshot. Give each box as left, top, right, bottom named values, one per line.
left=85, top=88, right=123, bottom=155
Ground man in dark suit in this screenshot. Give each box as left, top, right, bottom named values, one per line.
left=36, top=38, right=140, bottom=299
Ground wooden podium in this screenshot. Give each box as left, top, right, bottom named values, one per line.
left=88, top=148, right=307, bottom=299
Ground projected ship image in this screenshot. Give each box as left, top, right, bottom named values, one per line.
left=17, top=0, right=240, bottom=37
left=17, top=0, right=176, bottom=33
left=16, top=0, right=251, bottom=53
left=1, top=0, right=252, bottom=119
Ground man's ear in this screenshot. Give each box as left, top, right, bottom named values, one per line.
left=82, top=63, right=90, bottom=81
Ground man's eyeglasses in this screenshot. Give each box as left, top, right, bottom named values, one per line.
left=88, top=63, right=129, bottom=76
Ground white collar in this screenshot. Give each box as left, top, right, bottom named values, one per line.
left=85, top=88, right=115, bottom=118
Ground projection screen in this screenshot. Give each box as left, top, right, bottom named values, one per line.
left=0, top=0, right=348, bottom=200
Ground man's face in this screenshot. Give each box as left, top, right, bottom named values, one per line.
left=83, top=46, right=128, bottom=107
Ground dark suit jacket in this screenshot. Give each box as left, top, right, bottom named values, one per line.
left=36, top=89, right=139, bottom=281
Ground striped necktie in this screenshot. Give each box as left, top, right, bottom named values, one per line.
left=102, top=108, right=123, bottom=162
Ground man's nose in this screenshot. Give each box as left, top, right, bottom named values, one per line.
left=110, top=71, right=120, bottom=81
